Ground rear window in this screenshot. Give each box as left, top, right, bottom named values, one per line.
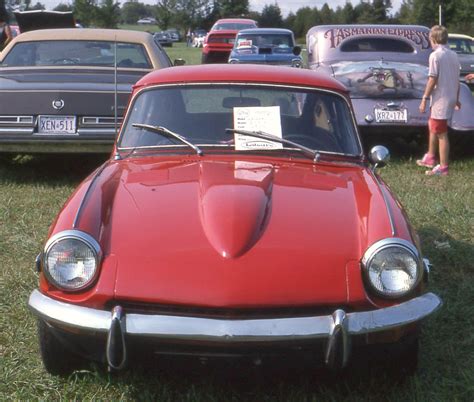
left=341, top=38, right=414, bottom=53
left=213, top=22, right=257, bottom=31
left=2, top=40, right=152, bottom=68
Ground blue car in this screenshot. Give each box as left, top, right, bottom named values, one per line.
left=228, top=28, right=303, bottom=67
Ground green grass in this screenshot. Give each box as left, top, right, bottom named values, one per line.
left=1, top=38, right=473, bottom=399
left=1, top=149, right=473, bottom=400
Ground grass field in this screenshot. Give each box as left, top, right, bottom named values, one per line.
left=1, top=39, right=473, bottom=401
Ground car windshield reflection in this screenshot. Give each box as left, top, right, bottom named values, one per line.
left=118, top=84, right=362, bottom=156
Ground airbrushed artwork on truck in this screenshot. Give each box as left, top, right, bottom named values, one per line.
left=331, top=61, right=427, bottom=98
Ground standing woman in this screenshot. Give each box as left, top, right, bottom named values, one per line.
left=0, top=12, right=13, bottom=51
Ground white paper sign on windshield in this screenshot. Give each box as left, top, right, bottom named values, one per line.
left=233, top=106, right=283, bottom=151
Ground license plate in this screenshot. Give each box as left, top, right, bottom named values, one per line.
left=38, top=115, right=76, bottom=134
left=374, top=109, right=407, bottom=123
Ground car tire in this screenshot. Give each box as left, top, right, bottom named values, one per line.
left=38, top=320, right=86, bottom=376
left=201, top=53, right=211, bottom=64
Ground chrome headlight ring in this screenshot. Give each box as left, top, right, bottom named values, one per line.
left=42, top=230, right=102, bottom=291
left=362, top=238, right=423, bottom=299
left=291, top=59, right=303, bottom=68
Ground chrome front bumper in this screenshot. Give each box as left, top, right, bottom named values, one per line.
left=28, top=290, right=442, bottom=369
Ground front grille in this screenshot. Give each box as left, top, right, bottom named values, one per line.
left=208, top=36, right=234, bottom=44
left=0, top=115, right=34, bottom=126
left=81, top=116, right=124, bottom=126
left=106, top=300, right=351, bottom=320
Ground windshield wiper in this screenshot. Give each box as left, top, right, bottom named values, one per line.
left=132, top=123, right=203, bottom=156
left=225, top=128, right=320, bottom=162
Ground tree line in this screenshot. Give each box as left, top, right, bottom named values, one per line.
left=5, top=0, right=474, bottom=37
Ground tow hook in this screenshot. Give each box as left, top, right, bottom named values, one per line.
left=106, top=306, right=127, bottom=370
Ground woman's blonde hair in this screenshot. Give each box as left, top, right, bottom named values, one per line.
left=430, top=25, right=448, bottom=45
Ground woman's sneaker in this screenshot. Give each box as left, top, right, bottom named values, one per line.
left=416, top=153, right=436, bottom=168
left=426, top=164, right=449, bottom=176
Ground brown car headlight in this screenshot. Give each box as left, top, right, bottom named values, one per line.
left=362, top=238, right=422, bottom=298
left=43, top=230, right=102, bottom=291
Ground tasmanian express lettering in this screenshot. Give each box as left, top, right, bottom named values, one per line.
left=324, top=27, right=430, bottom=49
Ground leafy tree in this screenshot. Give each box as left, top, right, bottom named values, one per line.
left=334, top=3, right=356, bottom=24
left=218, top=0, right=249, bottom=18
left=53, top=3, right=73, bottom=12
left=451, top=0, right=474, bottom=34
left=354, top=1, right=374, bottom=23
left=121, top=1, right=150, bottom=24
left=372, top=0, right=392, bottom=23
left=319, top=3, right=334, bottom=24
left=94, top=0, right=120, bottom=28
left=395, top=0, right=416, bottom=24
left=29, top=1, right=45, bottom=10
left=73, top=0, right=97, bottom=27
left=155, top=0, right=174, bottom=29
left=258, top=4, right=283, bottom=28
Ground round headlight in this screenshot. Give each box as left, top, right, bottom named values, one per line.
left=291, top=59, right=303, bottom=68
left=362, top=238, right=422, bottom=298
left=43, top=230, right=102, bottom=291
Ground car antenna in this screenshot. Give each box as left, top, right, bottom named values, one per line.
left=113, top=35, right=121, bottom=160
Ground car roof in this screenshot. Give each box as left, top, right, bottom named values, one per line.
left=0, top=29, right=168, bottom=69
left=237, top=28, right=293, bottom=35
left=8, top=28, right=154, bottom=43
left=135, top=64, right=348, bottom=94
left=448, top=33, right=473, bottom=40
left=214, top=18, right=257, bottom=24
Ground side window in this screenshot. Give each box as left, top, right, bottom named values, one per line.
left=153, top=41, right=173, bottom=67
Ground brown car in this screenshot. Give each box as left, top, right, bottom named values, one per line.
left=0, top=28, right=174, bottom=154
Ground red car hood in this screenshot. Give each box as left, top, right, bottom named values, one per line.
left=78, top=157, right=392, bottom=308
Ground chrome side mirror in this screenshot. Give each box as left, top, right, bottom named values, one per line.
left=368, top=145, right=390, bottom=171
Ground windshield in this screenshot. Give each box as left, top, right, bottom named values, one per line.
left=448, top=38, right=473, bottom=54
left=118, top=84, right=361, bottom=156
left=213, top=22, right=256, bottom=31
left=2, top=40, right=152, bottom=68
left=235, top=34, right=294, bottom=51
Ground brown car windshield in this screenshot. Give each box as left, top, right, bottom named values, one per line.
left=1, top=40, right=152, bottom=68
left=119, top=84, right=361, bottom=156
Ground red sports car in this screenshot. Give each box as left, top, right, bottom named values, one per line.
left=202, top=18, right=257, bottom=63
left=28, top=64, right=441, bottom=375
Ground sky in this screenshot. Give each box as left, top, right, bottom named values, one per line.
left=37, top=0, right=403, bottom=16
left=250, top=0, right=403, bottom=17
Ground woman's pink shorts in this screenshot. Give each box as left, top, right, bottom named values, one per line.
left=429, top=118, right=448, bottom=135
